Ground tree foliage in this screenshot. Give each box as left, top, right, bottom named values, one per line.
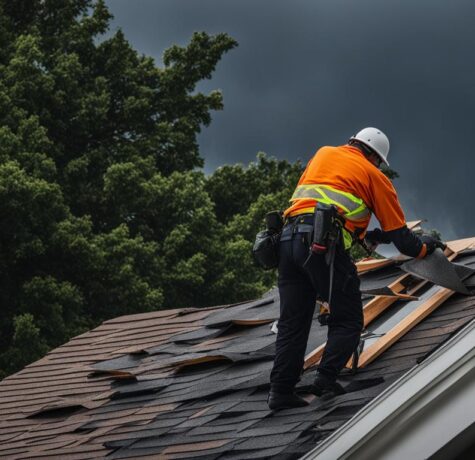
left=0, top=0, right=408, bottom=380
left=0, top=0, right=245, bottom=378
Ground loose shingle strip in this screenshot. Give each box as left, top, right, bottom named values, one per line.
left=401, top=249, right=471, bottom=294
left=171, top=325, right=234, bottom=344
left=359, top=265, right=405, bottom=291
left=202, top=298, right=275, bottom=327
left=361, top=286, right=418, bottom=300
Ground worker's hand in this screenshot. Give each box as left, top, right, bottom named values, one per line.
left=420, top=235, right=447, bottom=256
left=365, top=228, right=391, bottom=251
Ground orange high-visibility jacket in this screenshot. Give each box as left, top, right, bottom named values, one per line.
left=285, top=145, right=406, bottom=236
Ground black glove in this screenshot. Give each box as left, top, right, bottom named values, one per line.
left=420, top=235, right=447, bottom=256
left=365, top=228, right=391, bottom=244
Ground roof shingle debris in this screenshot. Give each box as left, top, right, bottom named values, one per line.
left=1, top=236, right=475, bottom=459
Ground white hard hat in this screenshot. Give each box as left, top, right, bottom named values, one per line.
left=350, top=127, right=390, bottom=166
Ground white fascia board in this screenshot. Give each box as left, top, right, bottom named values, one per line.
left=301, top=318, right=475, bottom=460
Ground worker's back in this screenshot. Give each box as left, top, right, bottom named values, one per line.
left=285, top=144, right=406, bottom=234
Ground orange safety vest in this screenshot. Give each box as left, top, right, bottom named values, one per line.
left=285, top=145, right=406, bottom=246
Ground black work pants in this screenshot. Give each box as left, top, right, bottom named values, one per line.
left=270, top=223, right=363, bottom=394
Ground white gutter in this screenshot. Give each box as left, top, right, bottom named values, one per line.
left=301, top=318, right=475, bottom=460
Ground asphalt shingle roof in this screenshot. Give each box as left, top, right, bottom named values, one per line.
left=0, top=242, right=474, bottom=459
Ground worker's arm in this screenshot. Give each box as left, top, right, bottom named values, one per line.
left=367, top=170, right=427, bottom=258
left=385, top=226, right=425, bottom=258
left=366, top=226, right=425, bottom=257
left=368, top=227, right=445, bottom=258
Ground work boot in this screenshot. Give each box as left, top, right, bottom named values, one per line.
left=267, top=391, right=309, bottom=410
left=311, top=373, right=346, bottom=397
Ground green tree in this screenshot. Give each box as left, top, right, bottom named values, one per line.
left=0, top=0, right=237, bottom=377
left=206, top=152, right=303, bottom=224
left=0, top=313, right=48, bottom=379
left=205, top=154, right=303, bottom=304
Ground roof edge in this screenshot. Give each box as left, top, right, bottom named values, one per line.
left=301, top=318, right=475, bottom=460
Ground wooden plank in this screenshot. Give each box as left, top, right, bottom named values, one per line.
left=350, top=246, right=470, bottom=368
left=445, top=236, right=475, bottom=254
left=304, top=274, right=425, bottom=370
left=361, top=248, right=460, bottom=326
left=362, top=278, right=425, bottom=326
left=406, top=219, right=423, bottom=229
left=304, top=243, right=466, bottom=371
left=356, top=258, right=393, bottom=274
left=303, top=345, right=326, bottom=370
left=357, top=286, right=455, bottom=367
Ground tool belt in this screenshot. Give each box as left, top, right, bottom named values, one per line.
left=253, top=205, right=344, bottom=270
left=280, top=214, right=314, bottom=242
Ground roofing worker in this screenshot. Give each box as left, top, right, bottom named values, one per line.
left=267, top=127, right=445, bottom=410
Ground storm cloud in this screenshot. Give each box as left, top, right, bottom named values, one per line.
left=105, top=0, right=475, bottom=239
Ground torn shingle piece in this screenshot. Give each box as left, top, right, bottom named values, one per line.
left=89, top=353, right=146, bottom=372
left=170, top=352, right=272, bottom=376
left=109, top=383, right=168, bottom=400
left=202, top=298, right=275, bottom=327
left=401, top=249, right=471, bottom=294
left=170, top=325, right=234, bottom=344
left=359, top=265, right=405, bottom=291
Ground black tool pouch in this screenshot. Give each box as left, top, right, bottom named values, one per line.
left=310, top=203, right=337, bottom=254
left=252, top=211, right=283, bottom=270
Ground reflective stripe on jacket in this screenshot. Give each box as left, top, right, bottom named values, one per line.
left=290, top=184, right=371, bottom=222
left=289, top=184, right=371, bottom=249
left=284, top=145, right=407, bottom=247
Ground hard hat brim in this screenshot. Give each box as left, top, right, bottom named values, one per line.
left=349, top=136, right=390, bottom=167
left=374, top=151, right=390, bottom=167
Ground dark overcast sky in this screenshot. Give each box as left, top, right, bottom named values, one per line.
left=105, top=0, right=475, bottom=240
